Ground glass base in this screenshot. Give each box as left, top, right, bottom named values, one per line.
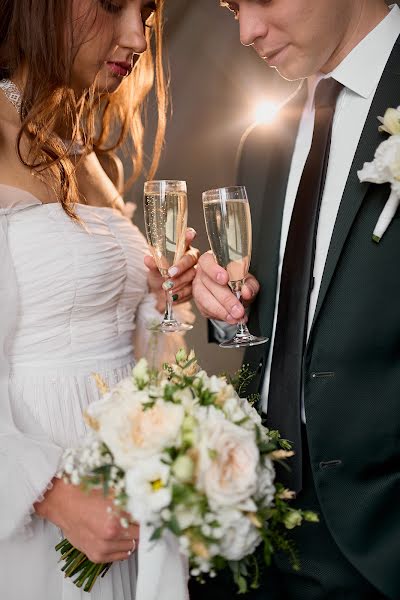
left=219, top=335, right=269, bottom=349
left=150, top=319, right=193, bottom=334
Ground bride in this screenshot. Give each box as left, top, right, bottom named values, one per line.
left=0, top=1, right=198, bottom=599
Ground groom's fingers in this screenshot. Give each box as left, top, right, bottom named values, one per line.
left=193, top=268, right=245, bottom=322
left=241, top=275, right=260, bottom=304
left=198, top=251, right=230, bottom=285
left=168, top=247, right=199, bottom=278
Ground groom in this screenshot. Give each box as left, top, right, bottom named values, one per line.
left=192, top=0, right=400, bottom=598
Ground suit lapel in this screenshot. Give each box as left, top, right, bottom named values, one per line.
left=310, top=37, right=400, bottom=334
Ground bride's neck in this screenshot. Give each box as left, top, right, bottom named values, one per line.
left=9, top=64, right=79, bottom=140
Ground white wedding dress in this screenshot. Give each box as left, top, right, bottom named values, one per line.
left=0, top=186, right=193, bottom=600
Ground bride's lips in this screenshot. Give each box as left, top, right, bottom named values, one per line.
left=262, top=45, right=288, bottom=67
left=105, top=61, right=132, bottom=78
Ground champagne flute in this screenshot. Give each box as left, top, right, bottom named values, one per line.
left=202, top=185, right=268, bottom=348
left=144, top=180, right=193, bottom=333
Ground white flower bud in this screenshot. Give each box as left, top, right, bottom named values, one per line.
left=172, top=455, right=194, bottom=483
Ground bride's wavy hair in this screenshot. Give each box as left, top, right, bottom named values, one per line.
left=0, top=0, right=167, bottom=218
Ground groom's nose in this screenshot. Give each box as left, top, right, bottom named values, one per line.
left=239, top=6, right=269, bottom=47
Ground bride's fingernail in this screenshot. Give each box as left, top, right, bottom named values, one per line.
left=162, top=280, right=174, bottom=291
left=172, top=294, right=178, bottom=302
left=168, top=266, right=179, bottom=277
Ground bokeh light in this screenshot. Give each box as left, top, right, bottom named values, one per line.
left=254, top=100, right=279, bottom=124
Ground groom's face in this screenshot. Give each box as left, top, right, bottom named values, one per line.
left=221, top=0, right=360, bottom=80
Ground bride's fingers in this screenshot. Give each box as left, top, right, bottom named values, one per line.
left=118, top=522, right=139, bottom=541
left=172, top=284, right=193, bottom=304
left=144, top=254, right=158, bottom=271
left=106, top=538, right=138, bottom=553
left=169, top=267, right=196, bottom=292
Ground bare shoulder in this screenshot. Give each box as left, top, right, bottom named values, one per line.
left=0, top=92, right=55, bottom=202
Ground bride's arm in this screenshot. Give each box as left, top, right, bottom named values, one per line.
left=0, top=198, right=64, bottom=540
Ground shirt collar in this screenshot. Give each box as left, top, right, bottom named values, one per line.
left=329, top=4, right=400, bottom=99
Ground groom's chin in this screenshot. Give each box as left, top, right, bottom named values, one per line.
left=273, top=61, right=314, bottom=82
left=274, top=67, right=307, bottom=82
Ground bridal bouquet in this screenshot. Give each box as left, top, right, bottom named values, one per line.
left=56, top=350, right=317, bottom=593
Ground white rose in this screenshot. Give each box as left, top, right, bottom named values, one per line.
left=197, top=410, right=259, bottom=509
left=358, top=135, right=400, bottom=194
left=97, top=398, right=184, bottom=470
left=126, top=456, right=171, bottom=522
left=86, top=377, right=140, bottom=429
left=218, top=509, right=262, bottom=560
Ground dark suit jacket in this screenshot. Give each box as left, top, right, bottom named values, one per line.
left=223, top=36, right=400, bottom=599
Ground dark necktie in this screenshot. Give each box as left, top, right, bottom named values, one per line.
left=267, top=78, right=344, bottom=493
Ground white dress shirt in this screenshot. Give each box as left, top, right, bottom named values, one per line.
left=261, top=4, right=400, bottom=417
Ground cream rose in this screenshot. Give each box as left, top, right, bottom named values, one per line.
left=197, top=410, right=259, bottom=509
left=97, top=397, right=184, bottom=470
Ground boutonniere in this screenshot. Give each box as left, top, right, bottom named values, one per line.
left=357, top=107, right=400, bottom=243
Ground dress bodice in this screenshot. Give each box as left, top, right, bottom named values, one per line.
left=5, top=193, right=149, bottom=372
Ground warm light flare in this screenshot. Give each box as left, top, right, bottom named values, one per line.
left=254, top=100, right=279, bottom=124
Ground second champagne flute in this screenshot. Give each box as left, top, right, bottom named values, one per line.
left=144, top=180, right=193, bottom=333
left=203, top=185, right=268, bottom=348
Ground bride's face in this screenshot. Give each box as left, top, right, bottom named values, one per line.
left=221, top=0, right=365, bottom=81
left=70, top=0, right=156, bottom=95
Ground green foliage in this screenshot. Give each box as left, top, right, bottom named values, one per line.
left=226, top=363, right=256, bottom=396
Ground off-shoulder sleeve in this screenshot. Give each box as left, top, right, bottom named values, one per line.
left=0, top=194, right=63, bottom=540
left=133, top=293, right=195, bottom=369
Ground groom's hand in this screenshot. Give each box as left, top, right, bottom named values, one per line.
left=193, top=251, right=260, bottom=324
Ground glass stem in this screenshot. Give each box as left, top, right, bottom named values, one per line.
left=230, top=280, right=251, bottom=337
left=164, top=288, right=174, bottom=322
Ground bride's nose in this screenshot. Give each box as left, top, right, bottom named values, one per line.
left=118, top=7, right=147, bottom=55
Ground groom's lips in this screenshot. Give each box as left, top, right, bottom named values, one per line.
left=262, top=45, right=288, bottom=67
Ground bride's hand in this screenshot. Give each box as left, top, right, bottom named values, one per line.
left=35, top=478, right=139, bottom=563
left=145, top=228, right=199, bottom=310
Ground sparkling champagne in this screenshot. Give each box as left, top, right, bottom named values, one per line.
left=144, top=191, right=188, bottom=277
left=203, top=198, right=252, bottom=283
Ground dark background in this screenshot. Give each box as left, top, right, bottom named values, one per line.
left=128, top=0, right=397, bottom=374
left=128, top=0, right=296, bottom=375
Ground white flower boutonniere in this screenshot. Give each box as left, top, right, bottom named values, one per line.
left=357, top=106, right=400, bottom=242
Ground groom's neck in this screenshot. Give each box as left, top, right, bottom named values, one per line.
left=320, top=0, right=390, bottom=74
